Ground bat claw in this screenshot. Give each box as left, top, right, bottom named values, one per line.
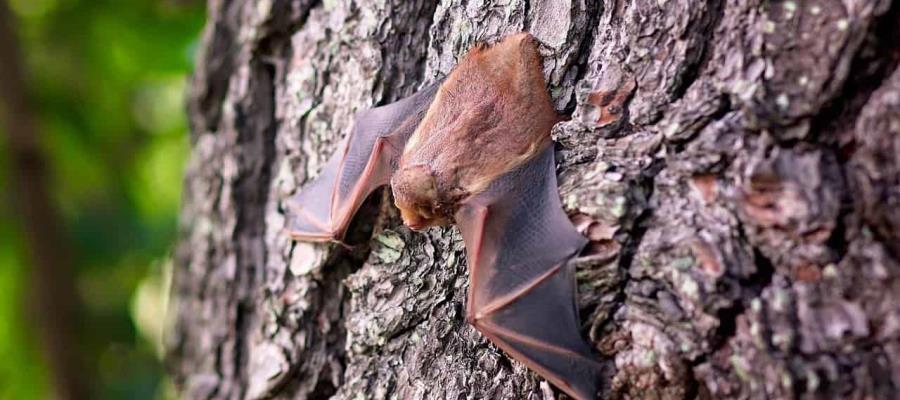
left=333, top=239, right=355, bottom=251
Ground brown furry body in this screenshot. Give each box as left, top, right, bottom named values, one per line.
left=391, top=33, right=558, bottom=229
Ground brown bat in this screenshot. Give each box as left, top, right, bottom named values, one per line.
left=286, top=33, right=602, bottom=399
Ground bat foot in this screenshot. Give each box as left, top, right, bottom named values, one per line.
left=284, top=228, right=340, bottom=243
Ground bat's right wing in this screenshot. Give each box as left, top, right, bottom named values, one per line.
left=286, top=81, right=442, bottom=241
left=455, top=143, right=603, bottom=400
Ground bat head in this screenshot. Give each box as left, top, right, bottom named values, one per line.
left=391, top=164, right=455, bottom=230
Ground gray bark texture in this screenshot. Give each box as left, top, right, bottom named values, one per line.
left=168, top=0, right=900, bottom=399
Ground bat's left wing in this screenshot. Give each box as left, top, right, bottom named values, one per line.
left=455, top=143, right=603, bottom=400
left=286, top=81, right=442, bottom=241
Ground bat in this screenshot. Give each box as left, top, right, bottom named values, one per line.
left=286, top=33, right=603, bottom=399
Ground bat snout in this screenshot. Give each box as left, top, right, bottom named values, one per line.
left=406, top=221, right=426, bottom=231
left=397, top=205, right=439, bottom=231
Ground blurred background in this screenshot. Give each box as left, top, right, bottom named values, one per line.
left=0, top=0, right=205, bottom=398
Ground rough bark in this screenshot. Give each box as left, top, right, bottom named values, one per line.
left=169, top=0, right=900, bottom=399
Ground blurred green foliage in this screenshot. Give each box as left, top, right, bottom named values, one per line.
left=0, top=0, right=205, bottom=398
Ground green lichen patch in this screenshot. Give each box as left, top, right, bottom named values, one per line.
left=373, top=230, right=406, bottom=263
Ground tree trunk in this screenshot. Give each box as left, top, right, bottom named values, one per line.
left=0, top=4, right=88, bottom=400
left=168, top=0, right=900, bottom=399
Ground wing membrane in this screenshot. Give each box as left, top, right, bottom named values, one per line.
left=456, top=144, right=603, bottom=400
left=286, top=81, right=442, bottom=241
